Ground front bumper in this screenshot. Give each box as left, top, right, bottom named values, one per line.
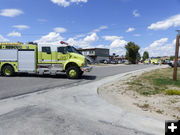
left=80, top=66, right=92, bottom=72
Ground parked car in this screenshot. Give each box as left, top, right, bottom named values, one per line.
left=104, top=59, right=110, bottom=64
left=110, top=60, right=118, bottom=64
left=168, top=60, right=180, bottom=67
left=99, top=59, right=107, bottom=63
left=118, top=60, right=123, bottom=64
left=162, top=60, right=170, bottom=64
left=124, top=60, right=130, bottom=64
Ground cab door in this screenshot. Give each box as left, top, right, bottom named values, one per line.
left=57, top=47, right=68, bottom=63
left=41, top=46, right=52, bottom=63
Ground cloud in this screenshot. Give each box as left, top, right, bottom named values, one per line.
left=0, top=35, right=9, bottom=42
left=140, top=38, right=175, bottom=57
left=133, top=10, right=140, bottom=17
left=91, top=25, right=108, bottom=33
left=84, top=33, right=99, bottom=42
left=126, top=27, right=135, bottom=32
left=0, top=9, right=23, bottom=17
left=51, top=0, right=88, bottom=7
left=66, top=33, right=99, bottom=48
left=54, top=27, right=67, bottom=33
left=37, top=19, right=47, bottom=23
left=148, top=14, right=180, bottom=30
left=51, top=0, right=70, bottom=7
left=149, top=38, right=168, bottom=48
left=7, top=31, right=21, bottom=37
left=35, top=26, right=103, bottom=49
left=110, top=39, right=127, bottom=48
left=103, top=35, right=123, bottom=41
left=65, top=26, right=107, bottom=48
left=133, top=34, right=141, bottom=37
left=104, top=36, right=128, bottom=55
left=66, top=38, right=92, bottom=48
left=35, top=32, right=64, bottom=43
left=70, top=0, right=88, bottom=3
left=12, top=25, right=29, bottom=30
left=110, top=39, right=127, bottom=55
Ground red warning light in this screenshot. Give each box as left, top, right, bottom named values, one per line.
left=60, top=41, right=69, bottom=45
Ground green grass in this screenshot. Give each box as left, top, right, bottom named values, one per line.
left=165, top=89, right=180, bottom=95
left=127, top=68, right=180, bottom=96
left=153, top=78, right=180, bottom=87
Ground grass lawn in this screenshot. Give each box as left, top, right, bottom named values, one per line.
left=127, top=67, right=180, bottom=96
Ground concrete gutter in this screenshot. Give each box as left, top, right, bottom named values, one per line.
left=0, top=65, right=168, bottom=135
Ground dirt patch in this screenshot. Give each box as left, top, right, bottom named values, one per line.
left=98, top=69, right=180, bottom=120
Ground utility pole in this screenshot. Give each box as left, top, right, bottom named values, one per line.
left=173, top=30, right=180, bottom=81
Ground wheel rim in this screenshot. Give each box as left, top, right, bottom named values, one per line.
left=5, top=67, right=11, bottom=76
left=69, top=69, right=77, bottom=77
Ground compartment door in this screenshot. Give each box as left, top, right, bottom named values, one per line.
left=0, top=49, right=18, bottom=61
left=18, top=49, right=35, bottom=72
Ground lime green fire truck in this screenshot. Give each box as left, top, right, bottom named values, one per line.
left=0, top=41, right=92, bottom=79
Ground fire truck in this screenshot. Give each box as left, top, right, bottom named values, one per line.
left=0, top=41, right=92, bottom=79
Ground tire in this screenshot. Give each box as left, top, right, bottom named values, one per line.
left=79, top=71, right=84, bottom=78
left=2, top=65, right=14, bottom=77
left=66, top=67, right=80, bottom=79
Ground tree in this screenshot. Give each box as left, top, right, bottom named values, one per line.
left=142, top=51, right=149, bottom=61
left=136, top=52, right=141, bottom=62
left=170, top=56, right=174, bottom=61
left=125, top=42, right=140, bottom=64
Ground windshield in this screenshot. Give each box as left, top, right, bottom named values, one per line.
left=67, top=46, right=81, bottom=54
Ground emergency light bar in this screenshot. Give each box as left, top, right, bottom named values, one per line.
left=60, top=41, right=69, bottom=45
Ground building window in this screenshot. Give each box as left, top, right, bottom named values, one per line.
left=89, top=51, right=94, bottom=54
left=84, top=51, right=87, bottom=55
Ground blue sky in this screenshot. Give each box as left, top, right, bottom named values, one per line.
left=0, top=0, right=180, bottom=56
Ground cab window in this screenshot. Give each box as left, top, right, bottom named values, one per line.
left=57, top=47, right=67, bottom=54
left=42, top=47, right=51, bottom=54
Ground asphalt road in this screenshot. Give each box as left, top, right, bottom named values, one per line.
left=0, top=64, right=155, bottom=100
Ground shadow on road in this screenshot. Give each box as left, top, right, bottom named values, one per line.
left=0, top=73, right=96, bottom=80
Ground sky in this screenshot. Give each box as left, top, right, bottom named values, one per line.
left=0, top=0, right=180, bottom=57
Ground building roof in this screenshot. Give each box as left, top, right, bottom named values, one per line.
left=78, top=48, right=109, bottom=51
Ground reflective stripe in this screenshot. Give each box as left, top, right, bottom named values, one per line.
left=57, top=60, right=66, bottom=62
left=38, top=60, right=55, bottom=62
left=38, top=60, right=66, bottom=62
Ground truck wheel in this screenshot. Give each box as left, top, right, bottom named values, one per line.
left=66, top=67, right=80, bottom=79
left=78, top=71, right=84, bottom=79
left=2, top=65, right=14, bottom=76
